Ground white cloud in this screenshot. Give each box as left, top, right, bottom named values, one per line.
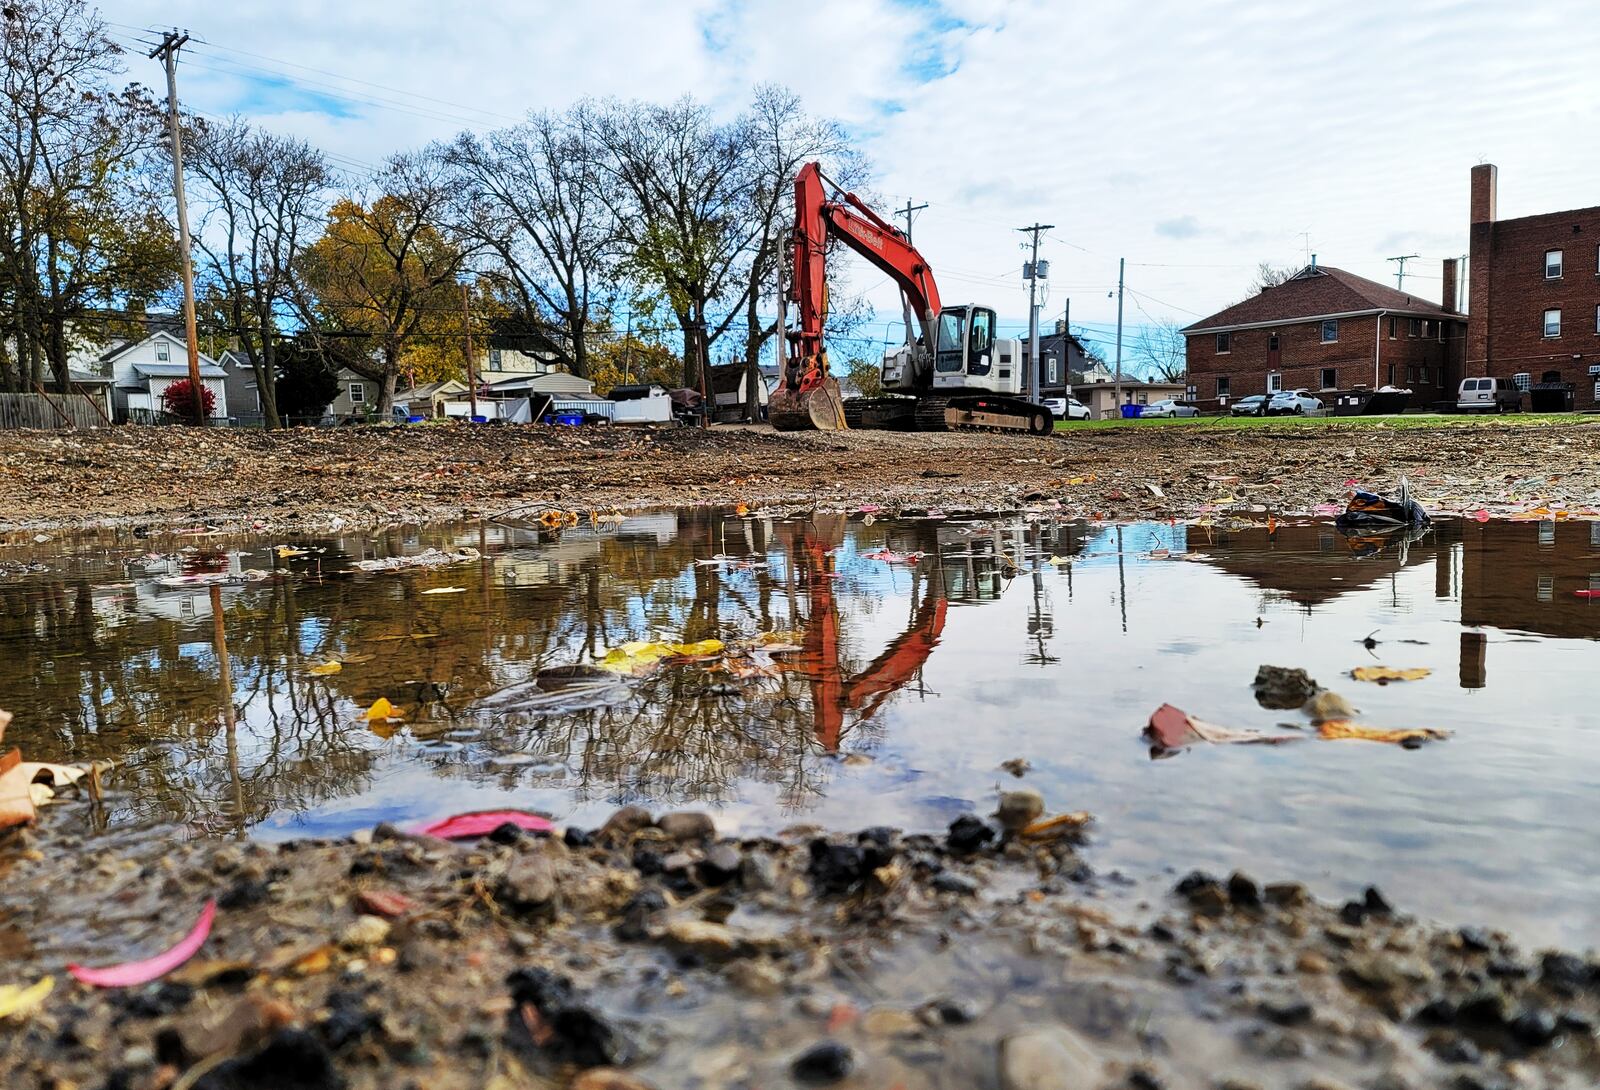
left=102, top=0, right=1600, bottom=346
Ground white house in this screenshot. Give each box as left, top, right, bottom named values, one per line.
left=100, top=332, right=228, bottom=421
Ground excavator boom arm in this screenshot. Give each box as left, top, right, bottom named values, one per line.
left=786, top=162, right=942, bottom=394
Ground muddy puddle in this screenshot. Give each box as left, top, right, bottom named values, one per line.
left=2, top=509, right=1598, bottom=947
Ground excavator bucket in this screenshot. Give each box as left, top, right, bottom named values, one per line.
left=770, top=376, right=847, bottom=432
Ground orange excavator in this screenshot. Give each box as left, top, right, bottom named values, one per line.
left=769, top=162, right=1055, bottom=436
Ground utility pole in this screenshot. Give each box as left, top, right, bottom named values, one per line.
left=1018, top=222, right=1053, bottom=401
left=149, top=30, right=205, bottom=423
left=1061, top=297, right=1070, bottom=391
left=460, top=281, right=477, bottom=422
left=623, top=309, right=633, bottom=384
left=895, top=199, right=927, bottom=345
left=1114, top=257, right=1125, bottom=417
left=1388, top=253, right=1421, bottom=290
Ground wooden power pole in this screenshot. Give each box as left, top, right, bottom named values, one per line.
left=461, top=281, right=478, bottom=422
left=149, top=30, right=206, bottom=423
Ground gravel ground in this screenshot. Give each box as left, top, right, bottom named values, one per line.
left=0, top=419, right=1597, bottom=534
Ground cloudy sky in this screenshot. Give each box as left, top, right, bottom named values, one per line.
left=104, top=0, right=1600, bottom=365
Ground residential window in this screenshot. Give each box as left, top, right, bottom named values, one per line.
left=1544, top=308, right=1562, bottom=338
left=1136, top=392, right=1148, bottom=405
left=349, top=382, right=366, bottom=404
left=155, top=340, right=170, bottom=361
left=1047, top=357, right=1059, bottom=384
left=1408, top=318, right=1421, bottom=338
left=1268, top=334, right=1279, bottom=352
left=1420, top=365, right=1430, bottom=384
left=1267, top=372, right=1283, bottom=393
left=1407, top=365, right=1419, bottom=384
left=489, top=348, right=502, bottom=372
left=1320, top=367, right=1336, bottom=390
left=1320, top=319, right=1338, bottom=343
left=1595, top=304, right=1600, bottom=334
left=1216, top=332, right=1231, bottom=354
left=1215, top=376, right=1231, bottom=398
left=1388, top=317, right=1397, bottom=339
left=1546, top=249, right=1563, bottom=279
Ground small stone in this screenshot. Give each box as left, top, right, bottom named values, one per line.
left=790, top=1040, right=854, bottom=1084
left=564, top=826, right=594, bottom=849
left=499, top=853, right=557, bottom=914
left=1509, top=1008, right=1558, bottom=1047
left=740, top=851, right=779, bottom=890
left=807, top=840, right=871, bottom=894
left=1304, top=689, right=1356, bottom=723
left=1362, top=885, right=1394, bottom=915
left=600, top=806, right=653, bottom=841
left=931, top=872, right=979, bottom=895
left=998, top=1026, right=1103, bottom=1090
left=861, top=1008, right=920, bottom=1038
left=340, top=915, right=391, bottom=949
left=946, top=814, right=996, bottom=854
left=655, top=811, right=716, bottom=841
left=698, top=844, right=741, bottom=886
left=1264, top=882, right=1309, bottom=907
left=919, top=997, right=977, bottom=1025
left=725, top=959, right=784, bottom=997
left=995, top=788, right=1044, bottom=832
left=661, top=850, right=698, bottom=874
left=1430, top=1035, right=1481, bottom=1064
left=1538, top=951, right=1590, bottom=992
left=1457, top=926, right=1493, bottom=952
left=1000, top=757, right=1031, bottom=777
left=665, top=919, right=741, bottom=960
left=1226, top=872, right=1261, bottom=908
left=570, top=1068, right=659, bottom=1090
left=1295, top=952, right=1329, bottom=975
left=1253, top=665, right=1319, bottom=709
left=1259, top=998, right=1313, bottom=1026
left=1456, top=990, right=1510, bottom=1028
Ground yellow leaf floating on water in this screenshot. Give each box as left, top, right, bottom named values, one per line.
left=1350, top=666, right=1431, bottom=683
left=365, top=698, right=400, bottom=721
left=0, top=976, right=53, bottom=1019
left=276, top=546, right=310, bottom=558
left=1317, top=719, right=1450, bottom=745
left=421, top=587, right=467, bottom=596
left=1020, top=812, right=1093, bottom=840
left=309, top=661, right=342, bottom=676
left=599, top=639, right=726, bottom=674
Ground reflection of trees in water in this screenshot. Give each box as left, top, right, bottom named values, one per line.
left=0, top=511, right=1033, bottom=830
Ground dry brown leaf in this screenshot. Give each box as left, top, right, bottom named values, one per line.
left=1020, top=812, right=1093, bottom=840
left=1350, top=666, right=1432, bottom=683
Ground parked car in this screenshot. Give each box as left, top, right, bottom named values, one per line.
left=1229, top=395, right=1268, bottom=417
left=1043, top=396, right=1091, bottom=421
left=1143, top=399, right=1199, bottom=418
left=1456, top=377, right=1522, bottom=412
left=1267, top=389, right=1323, bottom=415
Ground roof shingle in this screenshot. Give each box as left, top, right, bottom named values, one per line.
left=1183, top=266, right=1457, bottom=333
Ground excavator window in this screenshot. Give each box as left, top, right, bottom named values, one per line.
left=968, top=309, right=994, bottom=375
left=936, top=308, right=966, bottom=373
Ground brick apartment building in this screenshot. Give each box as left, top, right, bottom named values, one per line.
left=1468, top=164, right=1600, bottom=410
left=1183, top=260, right=1466, bottom=409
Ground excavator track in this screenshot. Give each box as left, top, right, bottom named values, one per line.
left=911, top=395, right=1053, bottom=435
left=843, top=397, right=919, bottom=430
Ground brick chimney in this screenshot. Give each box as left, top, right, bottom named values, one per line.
left=1466, top=164, right=1497, bottom=370
left=1440, top=257, right=1459, bottom=313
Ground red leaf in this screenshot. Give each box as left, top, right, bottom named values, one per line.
left=68, top=900, right=216, bottom=988
left=355, top=889, right=414, bottom=918
left=413, top=810, right=554, bottom=840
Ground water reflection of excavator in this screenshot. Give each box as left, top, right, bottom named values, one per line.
left=781, top=516, right=948, bottom=752
left=769, top=162, right=1054, bottom=435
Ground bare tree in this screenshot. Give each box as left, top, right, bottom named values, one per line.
left=188, top=116, right=333, bottom=427
left=1250, top=260, right=1295, bottom=295
left=1129, top=317, right=1188, bottom=383
left=446, top=109, right=615, bottom=379
left=0, top=0, right=176, bottom=393
left=582, top=96, right=762, bottom=390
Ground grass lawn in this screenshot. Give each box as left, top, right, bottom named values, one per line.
left=1055, top=412, right=1594, bottom=432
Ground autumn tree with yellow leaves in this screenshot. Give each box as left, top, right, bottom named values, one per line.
left=298, top=151, right=474, bottom=413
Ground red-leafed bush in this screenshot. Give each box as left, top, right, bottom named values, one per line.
left=161, top=379, right=216, bottom=421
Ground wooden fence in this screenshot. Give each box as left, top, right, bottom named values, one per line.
left=0, top=393, right=104, bottom=430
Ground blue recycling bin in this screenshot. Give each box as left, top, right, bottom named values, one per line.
left=1120, top=404, right=1143, bottom=419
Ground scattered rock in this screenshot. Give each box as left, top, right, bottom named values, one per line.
left=600, top=806, right=653, bottom=842
left=1253, top=665, right=1319, bottom=709
left=354, top=889, right=413, bottom=918
left=191, top=1029, right=340, bottom=1090
left=1509, top=1008, right=1559, bottom=1047
left=790, top=1040, right=854, bottom=1084
left=1264, top=882, right=1309, bottom=907
left=998, top=1026, right=1103, bottom=1090
left=507, top=967, right=632, bottom=1068
left=339, top=915, right=391, bottom=949
left=860, top=1008, right=920, bottom=1038
left=995, top=788, right=1045, bottom=832
left=947, top=814, right=996, bottom=854
left=499, top=853, right=557, bottom=914
left=1000, top=758, right=1032, bottom=777
left=1227, top=872, right=1261, bottom=909
left=698, top=843, right=742, bottom=886
left=570, top=1069, right=659, bottom=1090
left=1305, top=690, right=1357, bottom=723
left=740, top=851, right=779, bottom=891
left=656, top=811, right=716, bottom=842
left=664, top=919, right=744, bottom=961
left=1259, top=997, right=1314, bottom=1026
left=725, top=959, right=785, bottom=997
left=931, top=871, right=979, bottom=895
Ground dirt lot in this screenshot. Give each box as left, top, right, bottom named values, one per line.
left=0, top=417, right=1597, bottom=534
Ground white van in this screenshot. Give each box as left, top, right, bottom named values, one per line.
left=1456, top=377, right=1521, bottom=413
